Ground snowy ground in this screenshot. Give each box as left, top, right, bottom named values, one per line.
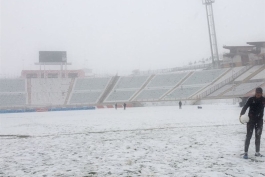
left=0, top=105, right=265, bottom=177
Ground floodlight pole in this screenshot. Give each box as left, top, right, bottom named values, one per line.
left=202, top=0, right=220, bottom=68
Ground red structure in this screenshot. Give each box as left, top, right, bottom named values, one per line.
left=21, top=70, right=85, bottom=78
left=21, top=51, right=85, bottom=78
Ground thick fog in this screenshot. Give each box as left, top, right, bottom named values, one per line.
left=0, top=0, right=264, bottom=76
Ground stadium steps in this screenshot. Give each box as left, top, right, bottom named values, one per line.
left=27, top=78, right=31, bottom=105
left=159, top=71, right=194, bottom=100
left=208, top=68, right=231, bottom=86
left=217, top=65, right=265, bottom=97
left=64, top=78, right=75, bottom=105
left=189, top=68, right=232, bottom=100
left=129, top=74, right=156, bottom=101
left=241, top=65, right=265, bottom=83
left=98, top=75, right=120, bottom=104
left=192, top=66, right=254, bottom=104
left=195, top=65, right=252, bottom=101
left=245, top=82, right=265, bottom=96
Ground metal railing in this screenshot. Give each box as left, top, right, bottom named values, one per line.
left=196, top=65, right=253, bottom=99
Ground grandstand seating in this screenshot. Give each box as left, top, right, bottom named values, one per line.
left=147, top=72, right=188, bottom=88
left=234, top=65, right=264, bottom=82
left=114, top=75, right=149, bottom=89
left=165, top=86, right=203, bottom=100
left=31, top=92, right=67, bottom=105
left=74, top=77, right=111, bottom=91
left=247, top=83, right=265, bottom=96
left=182, top=69, right=227, bottom=85
left=213, top=67, right=244, bottom=84
left=69, top=77, right=111, bottom=104
left=1, top=65, right=265, bottom=108
left=208, top=85, right=233, bottom=97
left=135, top=89, right=169, bottom=100
left=105, top=90, right=137, bottom=102
left=0, top=79, right=26, bottom=107
left=105, top=75, right=150, bottom=102
left=0, top=79, right=25, bottom=92
left=0, top=93, right=26, bottom=106
left=70, top=91, right=102, bottom=104
left=250, top=68, right=265, bottom=80
left=224, top=82, right=263, bottom=96
left=31, top=78, right=71, bottom=105
left=31, top=79, right=70, bottom=92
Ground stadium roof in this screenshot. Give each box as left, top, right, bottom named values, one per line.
left=223, top=45, right=254, bottom=49
left=246, top=41, right=265, bottom=47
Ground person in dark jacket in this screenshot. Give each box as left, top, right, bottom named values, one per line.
left=240, top=87, right=265, bottom=159
left=179, top=101, right=182, bottom=109
left=115, top=103, right=118, bottom=110
left=123, top=103, right=126, bottom=110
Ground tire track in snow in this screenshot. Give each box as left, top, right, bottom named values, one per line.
left=0, top=123, right=241, bottom=139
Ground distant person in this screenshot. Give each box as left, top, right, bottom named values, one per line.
left=240, top=87, right=265, bottom=159
left=123, top=103, right=126, bottom=110
left=115, top=103, right=117, bottom=110
left=179, top=101, right=182, bottom=109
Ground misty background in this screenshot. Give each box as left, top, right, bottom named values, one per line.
left=0, top=0, right=264, bottom=76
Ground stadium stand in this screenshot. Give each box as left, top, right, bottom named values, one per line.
left=70, top=91, right=102, bottom=104
left=69, top=77, right=111, bottom=104
left=208, top=85, right=234, bottom=97
left=115, top=75, right=149, bottom=89
left=1, top=64, right=265, bottom=108
left=224, top=82, right=263, bottom=96
left=164, top=86, right=203, bottom=100
left=208, top=66, right=265, bottom=98
left=134, top=72, right=192, bottom=101
left=196, top=66, right=251, bottom=99
left=159, top=69, right=228, bottom=100
left=0, top=93, right=27, bottom=107
left=0, top=79, right=27, bottom=107
left=182, top=69, right=227, bottom=86
left=74, top=77, right=110, bottom=91
left=234, top=65, right=264, bottom=82
left=213, top=67, right=243, bottom=85
left=105, top=90, right=137, bottom=102
left=146, top=72, right=188, bottom=88
left=105, top=75, right=150, bottom=102
left=250, top=68, right=265, bottom=80
left=246, top=83, right=265, bottom=96
left=0, top=79, right=25, bottom=92
left=135, top=89, right=169, bottom=101
left=31, top=78, right=71, bottom=105
left=97, top=76, right=120, bottom=104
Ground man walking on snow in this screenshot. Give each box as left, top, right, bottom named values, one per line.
left=179, top=101, right=182, bottom=109
left=123, top=103, right=126, bottom=110
left=240, top=87, right=265, bottom=159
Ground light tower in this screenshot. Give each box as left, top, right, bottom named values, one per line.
left=202, top=0, right=220, bottom=68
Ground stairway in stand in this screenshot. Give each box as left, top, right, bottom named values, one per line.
left=129, top=74, right=156, bottom=102
left=27, top=78, right=31, bottom=105
left=97, top=75, right=120, bottom=104
left=64, top=78, right=75, bottom=105
left=218, top=65, right=265, bottom=97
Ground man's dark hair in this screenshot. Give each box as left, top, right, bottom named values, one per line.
left=256, top=87, right=263, bottom=94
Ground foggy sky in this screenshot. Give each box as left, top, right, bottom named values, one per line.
left=0, top=0, right=264, bottom=76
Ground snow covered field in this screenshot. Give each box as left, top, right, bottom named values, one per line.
left=0, top=105, right=264, bottom=177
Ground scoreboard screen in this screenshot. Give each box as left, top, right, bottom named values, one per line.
left=39, top=51, right=67, bottom=63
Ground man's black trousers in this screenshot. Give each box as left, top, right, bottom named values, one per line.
left=245, top=118, right=263, bottom=152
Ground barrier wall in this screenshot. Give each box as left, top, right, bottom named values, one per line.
left=0, top=106, right=95, bottom=114
left=49, top=107, right=95, bottom=111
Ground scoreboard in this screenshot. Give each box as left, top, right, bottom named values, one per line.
left=39, top=51, right=67, bottom=63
